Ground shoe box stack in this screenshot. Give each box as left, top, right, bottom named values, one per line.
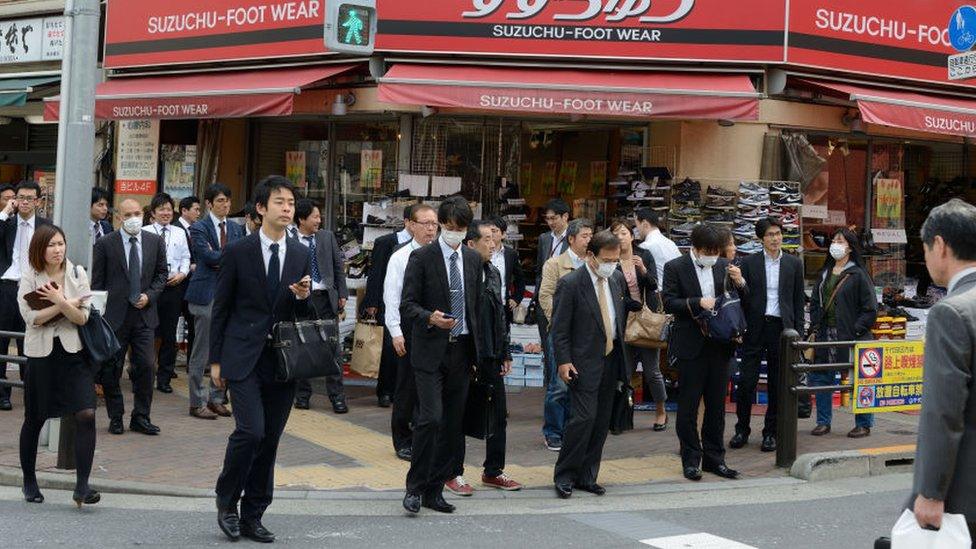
left=732, top=182, right=802, bottom=255
left=668, top=178, right=703, bottom=248
left=504, top=353, right=545, bottom=389
left=611, top=167, right=671, bottom=220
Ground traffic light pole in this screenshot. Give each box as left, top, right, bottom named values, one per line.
left=52, top=0, right=100, bottom=470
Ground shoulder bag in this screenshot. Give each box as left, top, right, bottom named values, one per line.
left=693, top=272, right=747, bottom=344
left=625, top=291, right=671, bottom=349
left=804, top=272, right=852, bottom=361
left=73, top=266, right=122, bottom=369
left=272, top=314, right=341, bottom=382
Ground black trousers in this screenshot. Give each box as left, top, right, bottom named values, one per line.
left=479, top=370, right=509, bottom=478
left=553, top=348, right=620, bottom=487
left=391, top=332, right=417, bottom=452
left=155, top=283, right=185, bottom=385
left=296, top=292, right=343, bottom=401
left=537, top=312, right=551, bottom=385
left=376, top=328, right=398, bottom=398
left=406, top=338, right=471, bottom=495
left=0, top=280, right=24, bottom=401
left=215, top=345, right=296, bottom=522
left=735, top=317, right=782, bottom=438
left=103, top=309, right=155, bottom=421
left=676, top=344, right=731, bottom=469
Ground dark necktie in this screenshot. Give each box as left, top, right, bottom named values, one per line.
left=128, top=236, right=141, bottom=305
left=305, top=236, right=322, bottom=284
left=267, top=243, right=280, bottom=304
left=449, top=251, right=464, bottom=336
left=219, top=221, right=227, bottom=249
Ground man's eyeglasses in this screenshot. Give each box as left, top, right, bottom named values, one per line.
left=15, top=196, right=36, bottom=202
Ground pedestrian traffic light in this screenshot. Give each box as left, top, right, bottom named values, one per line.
left=325, top=0, right=377, bottom=55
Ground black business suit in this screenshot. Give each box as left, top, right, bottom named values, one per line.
left=535, top=231, right=569, bottom=383
left=500, top=245, right=526, bottom=323
left=211, top=232, right=310, bottom=523
left=400, top=238, right=483, bottom=497
left=735, top=251, right=805, bottom=439
left=551, top=266, right=637, bottom=487
left=92, top=230, right=168, bottom=423
left=662, top=255, right=735, bottom=470
left=0, top=214, right=51, bottom=402
left=364, top=231, right=404, bottom=399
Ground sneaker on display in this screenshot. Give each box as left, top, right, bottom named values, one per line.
left=770, top=182, right=792, bottom=196
left=671, top=222, right=699, bottom=235
left=706, top=186, right=736, bottom=198
left=736, top=241, right=764, bottom=254
left=738, top=194, right=771, bottom=207
left=739, top=182, right=765, bottom=195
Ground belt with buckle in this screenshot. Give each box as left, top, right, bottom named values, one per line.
left=447, top=334, right=471, bottom=344
left=764, top=315, right=782, bottom=322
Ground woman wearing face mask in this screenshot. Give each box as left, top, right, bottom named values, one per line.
left=609, top=219, right=667, bottom=430
left=808, top=228, right=878, bottom=438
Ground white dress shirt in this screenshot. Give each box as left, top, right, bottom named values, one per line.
left=549, top=230, right=567, bottom=259
left=764, top=249, right=782, bottom=317
left=586, top=263, right=617, bottom=341
left=210, top=211, right=228, bottom=249
left=689, top=249, right=716, bottom=299
left=396, top=228, right=411, bottom=245
left=122, top=229, right=143, bottom=269
left=258, top=229, right=287, bottom=274
left=439, top=236, right=468, bottom=335
left=383, top=239, right=423, bottom=338
left=1, top=213, right=34, bottom=281
left=640, top=228, right=682, bottom=289
left=567, top=248, right=585, bottom=268
left=490, top=248, right=507, bottom=301
left=297, top=231, right=326, bottom=291
left=144, top=222, right=190, bottom=277
left=948, top=266, right=976, bottom=294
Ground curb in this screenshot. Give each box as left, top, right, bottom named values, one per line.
left=790, top=445, right=916, bottom=481
left=0, top=466, right=212, bottom=498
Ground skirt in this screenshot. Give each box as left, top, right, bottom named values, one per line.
left=24, top=338, right=96, bottom=423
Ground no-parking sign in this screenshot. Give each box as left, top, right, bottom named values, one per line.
left=852, top=341, right=925, bottom=414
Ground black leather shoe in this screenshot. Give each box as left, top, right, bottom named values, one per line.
left=683, top=467, right=703, bottom=481
left=402, top=492, right=421, bottom=514
left=0, top=397, right=11, bottom=411
left=421, top=493, right=455, bottom=513
left=331, top=396, right=349, bottom=414
left=761, top=435, right=776, bottom=452
left=378, top=394, right=392, bottom=408
left=574, top=483, right=606, bottom=496
left=155, top=382, right=173, bottom=394
left=294, top=399, right=310, bottom=410
left=240, top=519, right=275, bottom=543
left=395, top=447, right=412, bottom=462
left=554, top=483, right=573, bottom=499
left=129, top=417, right=159, bottom=436
left=108, top=417, right=124, bottom=435
left=217, top=508, right=241, bottom=541
left=729, top=432, right=748, bottom=449
left=703, top=463, right=740, bottom=479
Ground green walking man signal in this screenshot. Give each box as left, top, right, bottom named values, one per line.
left=340, top=7, right=366, bottom=45
left=325, top=0, right=376, bottom=55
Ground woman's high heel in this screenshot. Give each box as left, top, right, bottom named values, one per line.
left=72, top=489, right=100, bottom=508
left=22, top=486, right=44, bottom=504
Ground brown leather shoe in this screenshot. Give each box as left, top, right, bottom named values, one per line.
left=190, top=406, right=218, bottom=420
left=208, top=403, right=232, bottom=417
left=811, top=424, right=831, bottom=436
left=847, top=426, right=871, bottom=438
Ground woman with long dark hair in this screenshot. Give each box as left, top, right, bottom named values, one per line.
left=808, top=228, right=878, bottom=438
left=17, top=224, right=99, bottom=507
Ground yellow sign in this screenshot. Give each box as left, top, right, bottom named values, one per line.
left=875, top=178, right=902, bottom=220
left=852, top=340, right=924, bottom=414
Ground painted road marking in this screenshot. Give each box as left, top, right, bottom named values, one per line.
left=640, top=533, right=758, bottom=549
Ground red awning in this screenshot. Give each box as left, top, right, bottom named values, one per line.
left=44, top=64, right=359, bottom=121
left=378, top=64, right=760, bottom=120
left=795, top=78, right=976, bottom=139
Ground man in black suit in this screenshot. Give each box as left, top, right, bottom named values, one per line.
left=663, top=225, right=741, bottom=482
left=92, top=198, right=169, bottom=436
left=535, top=199, right=570, bottom=389
left=400, top=196, right=482, bottom=515
left=363, top=205, right=414, bottom=407
left=731, top=218, right=805, bottom=453
left=90, top=187, right=113, bottom=246
left=210, top=176, right=311, bottom=543
left=293, top=198, right=349, bottom=413
left=0, top=180, right=51, bottom=410
left=551, top=230, right=638, bottom=499
left=488, top=216, right=526, bottom=323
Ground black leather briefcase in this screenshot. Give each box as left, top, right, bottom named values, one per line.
left=272, top=318, right=341, bottom=382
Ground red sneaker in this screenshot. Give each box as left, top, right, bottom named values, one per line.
left=482, top=473, right=523, bottom=491
left=445, top=476, right=473, bottom=496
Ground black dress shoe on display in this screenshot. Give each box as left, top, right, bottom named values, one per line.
left=108, top=417, right=124, bottom=435
left=554, top=483, right=573, bottom=499
left=402, top=492, right=422, bottom=514
left=574, top=483, right=606, bottom=496
left=217, top=508, right=241, bottom=541
left=761, top=435, right=776, bottom=452
left=331, top=396, right=349, bottom=414
left=378, top=394, right=392, bottom=408
left=129, top=416, right=159, bottom=435
left=240, top=519, right=275, bottom=543
left=421, top=494, right=455, bottom=513
left=395, top=447, right=412, bottom=461
left=683, top=467, right=703, bottom=481
left=729, top=432, right=748, bottom=449
left=703, top=463, right=740, bottom=479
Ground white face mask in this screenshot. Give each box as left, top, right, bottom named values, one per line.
left=595, top=261, right=618, bottom=279
left=442, top=230, right=466, bottom=248
left=829, top=243, right=848, bottom=260
left=698, top=255, right=719, bottom=269
left=122, top=217, right=142, bottom=236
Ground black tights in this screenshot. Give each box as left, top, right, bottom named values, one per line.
left=20, top=409, right=96, bottom=495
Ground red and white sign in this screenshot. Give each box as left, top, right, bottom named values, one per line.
left=788, top=0, right=973, bottom=88
left=115, top=120, right=160, bottom=196
left=378, top=64, right=760, bottom=120
left=104, top=0, right=330, bottom=68
left=376, top=0, right=786, bottom=63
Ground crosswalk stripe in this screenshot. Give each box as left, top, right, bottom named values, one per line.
left=640, top=533, right=758, bottom=549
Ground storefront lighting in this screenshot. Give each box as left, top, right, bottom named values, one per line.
left=421, top=105, right=438, bottom=118
left=718, top=119, right=735, bottom=127
left=332, top=92, right=357, bottom=116
left=842, top=109, right=865, bottom=133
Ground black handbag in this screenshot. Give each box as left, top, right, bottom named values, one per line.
left=693, top=274, right=747, bottom=344
left=272, top=317, right=341, bottom=382
left=609, top=381, right=635, bottom=435
left=77, top=307, right=123, bottom=370
left=463, top=375, right=497, bottom=440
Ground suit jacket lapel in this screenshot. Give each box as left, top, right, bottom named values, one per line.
left=434, top=245, right=452, bottom=305
left=713, top=262, right=726, bottom=296
left=777, top=254, right=788, bottom=303
left=580, top=269, right=605, bottom=336
left=249, top=236, right=270, bottom=307
left=609, top=274, right=626, bottom=335
left=141, top=235, right=154, bottom=285
left=684, top=256, right=703, bottom=297
left=950, top=271, right=976, bottom=297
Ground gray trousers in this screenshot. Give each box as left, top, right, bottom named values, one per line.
left=631, top=346, right=668, bottom=404
left=187, top=301, right=226, bottom=408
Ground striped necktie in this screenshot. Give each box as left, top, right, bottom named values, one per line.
left=449, top=251, right=464, bottom=336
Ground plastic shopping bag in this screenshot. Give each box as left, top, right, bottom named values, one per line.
left=891, top=509, right=971, bottom=549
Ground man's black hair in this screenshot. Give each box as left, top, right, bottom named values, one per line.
left=179, top=196, right=200, bottom=213
left=489, top=215, right=508, bottom=233
left=91, top=187, right=110, bottom=206
left=690, top=224, right=726, bottom=252
left=253, top=175, right=295, bottom=208
left=0, top=183, right=13, bottom=195
left=243, top=201, right=259, bottom=220
left=15, top=180, right=41, bottom=196
left=465, top=219, right=493, bottom=244
left=635, top=208, right=661, bottom=228
left=586, top=230, right=621, bottom=256
left=921, top=198, right=976, bottom=261
left=295, top=198, right=317, bottom=223
left=149, top=192, right=174, bottom=213
left=204, top=182, right=232, bottom=204
left=544, top=198, right=570, bottom=217
left=437, top=195, right=473, bottom=228
left=755, top=217, right=784, bottom=239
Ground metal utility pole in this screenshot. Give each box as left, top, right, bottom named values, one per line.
left=52, top=0, right=101, bottom=471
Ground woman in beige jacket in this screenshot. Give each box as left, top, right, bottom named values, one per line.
left=17, top=224, right=99, bottom=508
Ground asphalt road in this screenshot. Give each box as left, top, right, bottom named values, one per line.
left=0, top=474, right=911, bottom=548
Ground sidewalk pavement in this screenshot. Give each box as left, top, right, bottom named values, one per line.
left=0, top=368, right=920, bottom=493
